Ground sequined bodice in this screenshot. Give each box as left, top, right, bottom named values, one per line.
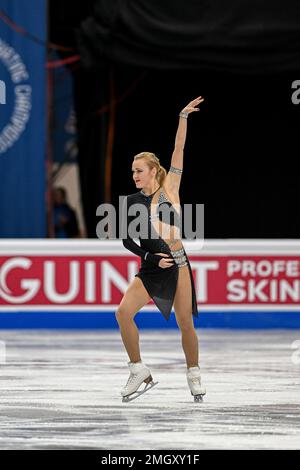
left=138, top=187, right=182, bottom=253
left=141, top=188, right=181, bottom=226
left=125, top=187, right=186, bottom=268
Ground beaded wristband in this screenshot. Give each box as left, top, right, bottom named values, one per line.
left=169, top=165, right=183, bottom=175
left=179, top=111, right=188, bottom=119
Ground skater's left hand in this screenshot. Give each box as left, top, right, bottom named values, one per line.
left=180, top=96, right=204, bottom=115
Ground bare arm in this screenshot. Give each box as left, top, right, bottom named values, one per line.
left=164, top=96, right=204, bottom=194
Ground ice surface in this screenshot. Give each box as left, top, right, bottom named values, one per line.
left=0, top=329, right=299, bottom=450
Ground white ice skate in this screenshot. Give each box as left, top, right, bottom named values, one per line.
left=186, top=366, right=206, bottom=402
left=121, top=361, right=158, bottom=402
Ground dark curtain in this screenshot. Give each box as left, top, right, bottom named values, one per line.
left=51, top=0, right=300, bottom=237
left=79, top=0, right=300, bottom=74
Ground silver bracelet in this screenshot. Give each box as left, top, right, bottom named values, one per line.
left=144, top=252, right=149, bottom=260
left=179, top=111, right=188, bottom=119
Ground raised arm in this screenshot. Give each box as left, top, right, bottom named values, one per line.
left=164, top=96, right=204, bottom=194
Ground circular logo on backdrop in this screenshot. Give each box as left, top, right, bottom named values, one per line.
left=0, top=38, right=32, bottom=155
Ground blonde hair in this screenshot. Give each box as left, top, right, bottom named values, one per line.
left=133, top=152, right=167, bottom=186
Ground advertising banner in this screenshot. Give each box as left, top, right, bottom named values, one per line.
left=0, top=0, right=47, bottom=237
left=0, top=240, right=299, bottom=328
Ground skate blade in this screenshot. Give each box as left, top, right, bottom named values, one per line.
left=122, top=380, right=158, bottom=403
left=191, top=391, right=205, bottom=403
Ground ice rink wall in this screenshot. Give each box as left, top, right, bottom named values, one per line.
left=0, top=240, right=299, bottom=329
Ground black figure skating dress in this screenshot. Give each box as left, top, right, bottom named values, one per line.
left=121, top=181, right=199, bottom=322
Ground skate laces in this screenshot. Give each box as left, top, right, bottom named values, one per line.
left=126, top=373, right=138, bottom=387
left=191, top=377, right=201, bottom=385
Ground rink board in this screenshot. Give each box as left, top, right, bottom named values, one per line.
left=0, top=240, right=300, bottom=329
left=0, top=311, right=300, bottom=329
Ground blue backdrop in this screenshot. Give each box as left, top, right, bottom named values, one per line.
left=0, top=0, right=46, bottom=237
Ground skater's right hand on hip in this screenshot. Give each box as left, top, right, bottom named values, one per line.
left=154, top=253, right=174, bottom=269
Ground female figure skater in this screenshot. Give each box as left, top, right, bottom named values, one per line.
left=116, top=96, right=206, bottom=402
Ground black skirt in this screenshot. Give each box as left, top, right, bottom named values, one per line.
left=135, top=246, right=199, bottom=321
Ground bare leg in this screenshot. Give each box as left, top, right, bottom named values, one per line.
left=173, top=265, right=199, bottom=368
left=115, top=276, right=151, bottom=363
